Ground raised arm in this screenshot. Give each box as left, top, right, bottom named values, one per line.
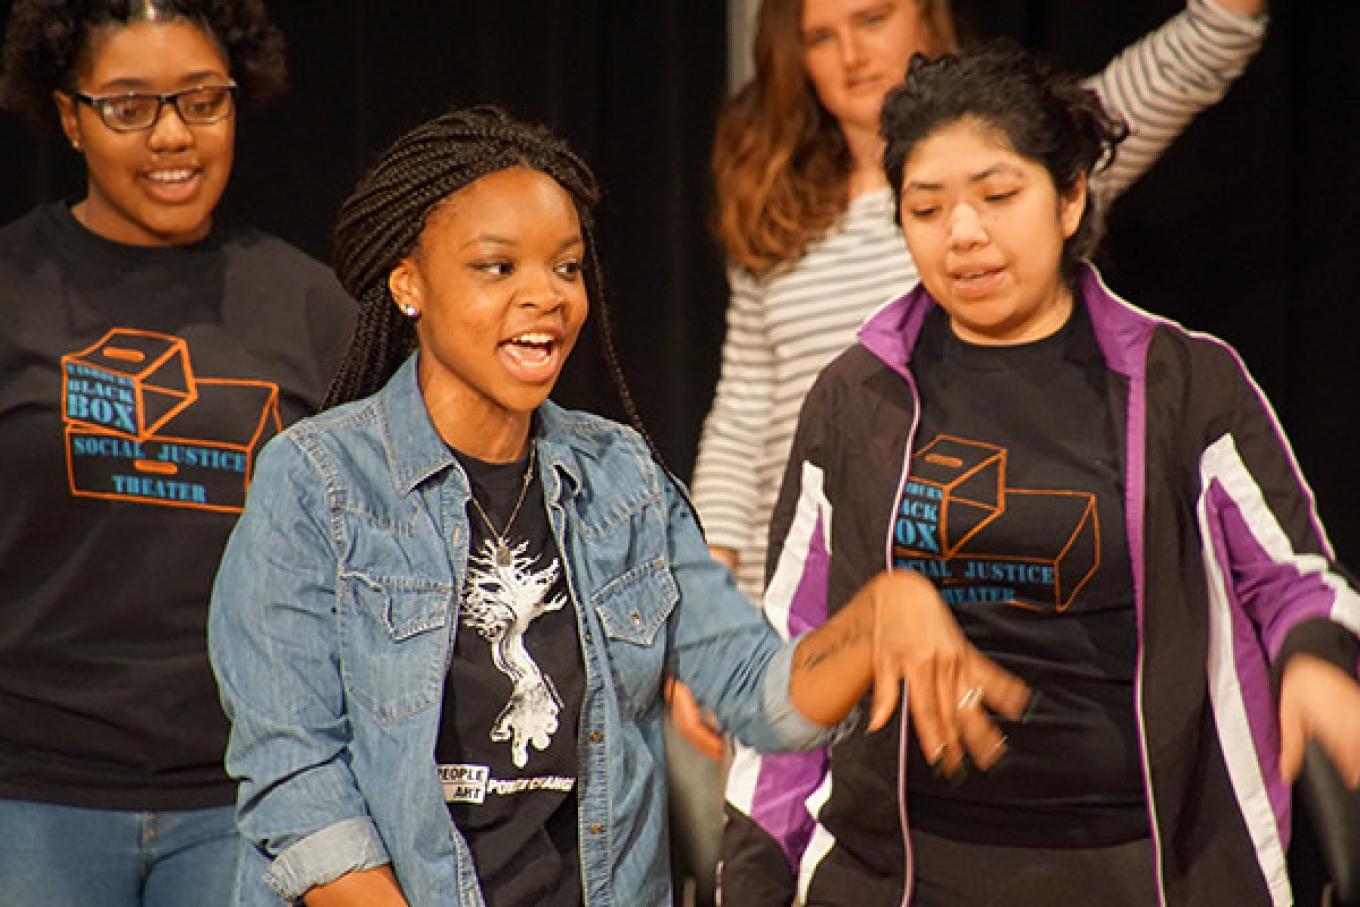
left=1210, top=0, right=1267, bottom=18
left=1085, top=0, right=1269, bottom=206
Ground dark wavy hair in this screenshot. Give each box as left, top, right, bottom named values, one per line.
left=325, top=104, right=668, bottom=472
left=882, top=41, right=1128, bottom=281
left=0, top=0, right=286, bottom=127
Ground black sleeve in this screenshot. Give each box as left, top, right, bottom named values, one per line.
left=719, top=804, right=798, bottom=907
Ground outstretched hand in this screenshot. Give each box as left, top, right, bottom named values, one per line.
left=864, top=570, right=1030, bottom=776
left=1279, top=654, right=1360, bottom=788
left=790, top=570, right=1030, bottom=777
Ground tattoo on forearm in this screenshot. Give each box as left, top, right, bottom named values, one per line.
left=796, top=619, right=870, bottom=673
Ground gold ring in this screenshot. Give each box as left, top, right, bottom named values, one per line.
left=957, top=686, right=984, bottom=711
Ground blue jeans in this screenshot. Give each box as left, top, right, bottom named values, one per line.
left=0, top=799, right=238, bottom=906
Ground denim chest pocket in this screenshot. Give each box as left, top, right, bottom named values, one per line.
left=590, top=559, right=677, bottom=720
left=338, top=572, right=452, bottom=725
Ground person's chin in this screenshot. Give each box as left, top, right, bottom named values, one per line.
left=836, top=104, right=881, bottom=134
left=141, top=209, right=214, bottom=245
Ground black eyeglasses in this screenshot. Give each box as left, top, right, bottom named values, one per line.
left=70, top=83, right=238, bottom=133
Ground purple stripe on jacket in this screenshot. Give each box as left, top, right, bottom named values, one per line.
left=752, top=515, right=833, bottom=868
left=1209, top=479, right=1341, bottom=658
left=1203, top=476, right=1343, bottom=843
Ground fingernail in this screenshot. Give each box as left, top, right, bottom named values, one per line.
left=979, top=734, right=1008, bottom=772
left=929, top=742, right=948, bottom=778
left=1021, top=690, right=1044, bottom=724
left=947, top=760, right=971, bottom=787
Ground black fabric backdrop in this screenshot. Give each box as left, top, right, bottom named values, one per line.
left=2, top=0, right=1357, bottom=565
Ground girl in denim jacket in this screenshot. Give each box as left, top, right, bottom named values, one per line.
left=207, top=105, right=990, bottom=907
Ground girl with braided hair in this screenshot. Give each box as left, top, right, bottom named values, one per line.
left=207, top=104, right=986, bottom=907
left=0, top=2, right=354, bottom=904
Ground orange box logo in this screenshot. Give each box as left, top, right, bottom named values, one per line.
left=63, top=329, right=197, bottom=437
left=62, top=329, right=281, bottom=513
left=903, top=436, right=1005, bottom=557
left=895, top=436, right=1101, bottom=613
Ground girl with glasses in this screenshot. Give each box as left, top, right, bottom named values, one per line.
left=0, top=2, right=355, bottom=904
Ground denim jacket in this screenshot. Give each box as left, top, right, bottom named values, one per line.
left=208, top=356, right=838, bottom=906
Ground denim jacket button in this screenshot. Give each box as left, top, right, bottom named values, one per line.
left=589, top=730, right=604, bottom=743
left=588, top=823, right=604, bottom=834
left=630, top=610, right=641, bottom=625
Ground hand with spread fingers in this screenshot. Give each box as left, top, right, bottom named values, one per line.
left=862, top=570, right=1031, bottom=778
left=789, top=569, right=1031, bottom=778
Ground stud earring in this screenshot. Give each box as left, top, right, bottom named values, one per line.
left=401, top=303, right=420, bottom=320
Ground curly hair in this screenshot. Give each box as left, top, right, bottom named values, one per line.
left=882, top=41, right=1128, bottom=281
left=326, top=104, right=668, bottom=473
left=0, top=0, right=286, bottom=127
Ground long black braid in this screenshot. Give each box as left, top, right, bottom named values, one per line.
left=326, top=104, right=669, bottom=475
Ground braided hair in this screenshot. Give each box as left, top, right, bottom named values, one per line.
left=327, top=104, right=663, bottom=470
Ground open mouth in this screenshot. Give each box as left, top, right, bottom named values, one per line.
left=499, top=331, right=562, bottom=382
left=140, top=167, right=202, bottom=202
left=952, top=266, right=1005, bottom=297
left=145, top=168, right=197, bottom=184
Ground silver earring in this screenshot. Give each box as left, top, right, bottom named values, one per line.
left=401, top=304, right=419, bottom=320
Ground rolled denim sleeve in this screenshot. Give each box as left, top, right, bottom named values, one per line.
left=662, top=472, right=855, bottom=751
left=208, top=435, right=389, bottom=899
left=263, top=817, right=390, bottom=901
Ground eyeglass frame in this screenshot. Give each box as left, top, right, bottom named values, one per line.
left=67, top=82, right=239, bottom=133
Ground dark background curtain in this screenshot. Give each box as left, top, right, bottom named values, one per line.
left=957, top=0, right=1360, bottom=571
left=2, top=0, right=1357, bottom=566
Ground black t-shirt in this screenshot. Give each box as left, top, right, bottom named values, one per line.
left=0, top=203, right=355, bottom=809
left=897, top=305, right=1148, bottom=847
left=438, top=446, right=585, bottom=907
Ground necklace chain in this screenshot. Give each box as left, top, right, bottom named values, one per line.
left=466, top=446, right=536, bottom=564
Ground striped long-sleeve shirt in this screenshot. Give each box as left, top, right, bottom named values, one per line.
left=691, top=0, right=1268, bottom=603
